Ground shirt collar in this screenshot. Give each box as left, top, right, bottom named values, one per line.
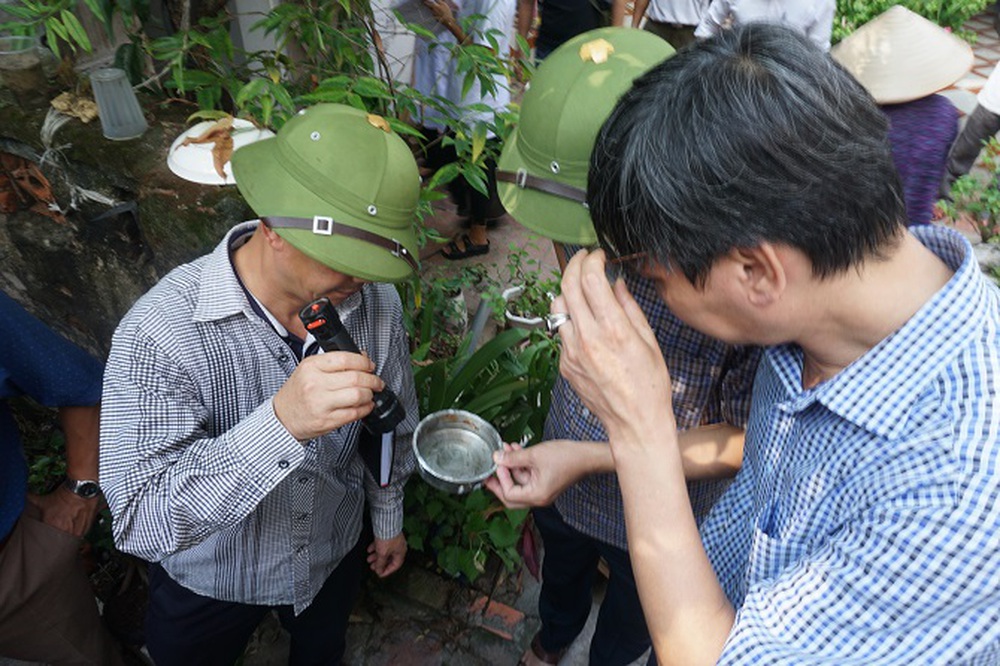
left=193, top=221, right=259, bottom=323
left=765, top=225, right=992, bottom=439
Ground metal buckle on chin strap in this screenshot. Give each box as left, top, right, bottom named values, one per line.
left=391, top=239, right=409, bottom=261
left=312, top=216, right=334, bottom=235
left=516, top=168, right=528, bottom=189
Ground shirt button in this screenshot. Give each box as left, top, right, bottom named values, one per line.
left=296, top=545, right=306, bottom=553
left=298, top=477, right=309, bottom=484
left=297, top=513, right=309, bottom=520
left=278, top=353, right=289, bottom=363
left=278, top=460, right=289, bottom=469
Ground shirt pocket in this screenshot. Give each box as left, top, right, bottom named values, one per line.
left=746, top=501, right=812, bottom=586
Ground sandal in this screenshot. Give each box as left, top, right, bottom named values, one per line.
left=441, top=233, right=489, bottom=260
left=517, top=632, right=567, bottom=666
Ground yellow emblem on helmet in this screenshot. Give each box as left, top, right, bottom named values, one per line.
left=366, top=113, right=391, bottom=133
left=579, top=38, right=615, bottom=64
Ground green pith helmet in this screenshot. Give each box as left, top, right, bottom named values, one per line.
left=497, top=28, right=674, bottom=245
left=232, top=104, right=420, bottom=283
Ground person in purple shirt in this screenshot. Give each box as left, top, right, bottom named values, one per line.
left=832, top=6, right=971, bottom=225
left=882, top=96, right=959, bottom=225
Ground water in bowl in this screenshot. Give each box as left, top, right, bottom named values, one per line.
left=420, top=428, right=495, bottom=481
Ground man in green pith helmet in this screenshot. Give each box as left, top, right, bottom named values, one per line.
left=483, top=28, right=761, bottom=666
left=100, top=104, right=421, bottom=665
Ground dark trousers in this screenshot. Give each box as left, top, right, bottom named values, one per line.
left=420, top=128, right=505, bottom=224
left=642, top=19, right=697, bottom=50
left=145, top=535, right=366, bottom=666
left=533, top=505, right=654, bottom=666
left=942, top=104, right=1000, bottom=197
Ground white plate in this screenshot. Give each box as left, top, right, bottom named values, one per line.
left=167, top=118, right=274, bottom=185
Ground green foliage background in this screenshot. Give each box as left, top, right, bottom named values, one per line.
left=833, top=0, right=991, bottom=42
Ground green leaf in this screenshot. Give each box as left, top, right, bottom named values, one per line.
left=486, top=517, right=519, bottom=548
left=445, top=328, right=527, bottom=405
left=235, top=78, right=268, bottom=107
left=44, top=21, right=61, bottom=58
left=426, top=362, right=448, bottom=412
left=267, top=79, right=295, bottom=113
left=185, top=109, right=231, bottom=123
left=113, top=41, right=144, bottom=84
left=79, top=0, right=105, bottom=22
left=462, top=378, right=530, bottom=414
left=470, top=122, right=486, bottom=163
left=425, top=162, right=461, bottom=191
left=351, top=76, right=391, bottom=99
left=61, top=9, right=93, bottom=53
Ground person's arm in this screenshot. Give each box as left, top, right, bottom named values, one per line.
left=101, top=314, right=382, bottom=562
left=422, top=0, right=470, bottom=44
left=631, top=0, right=650, bottom=28
left=28, top=404, right=103, bottom=537
left=694, top=0, right=729, bottom=39
left=486, top=423, right=744, bottom=508
left=556, top=249, right=733, bottom=665
left=610, top=0, right=626, bottom=27
left=0, top=292, right=105, bottom=537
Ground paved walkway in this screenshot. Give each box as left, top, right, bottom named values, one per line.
left=941, top=11, right=1000, bottom=117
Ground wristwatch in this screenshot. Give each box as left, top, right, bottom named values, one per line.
left=63, top=478, right=101, bottom=499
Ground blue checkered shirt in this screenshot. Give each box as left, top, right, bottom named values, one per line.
left=702, top=225, right=1000, bottom=664
left=100, top=223, right=418, bottom=614
left=546, top=267, right=761, bottom=550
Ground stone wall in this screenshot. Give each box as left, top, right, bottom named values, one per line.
left=0, top=89, right=252, bottom=358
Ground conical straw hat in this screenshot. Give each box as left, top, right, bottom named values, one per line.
left=831, top=5, right=973, bottom=104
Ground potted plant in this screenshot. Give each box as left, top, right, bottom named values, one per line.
left=501, top=242, right=560, bottom=329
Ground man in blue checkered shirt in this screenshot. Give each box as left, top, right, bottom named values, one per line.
left=493, top=24, right=1000, bottom=664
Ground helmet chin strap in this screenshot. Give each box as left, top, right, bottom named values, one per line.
left=261, top=216, right=418, bottom=273
left=496, top=169, right=589, bottom=207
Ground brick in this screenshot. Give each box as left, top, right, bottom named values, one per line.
left=467, top=595, right=526, bottom=642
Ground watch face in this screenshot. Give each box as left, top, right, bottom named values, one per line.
left=66, top=479, right=101, bottom=499
left=76, top=481, right=100, bottom=498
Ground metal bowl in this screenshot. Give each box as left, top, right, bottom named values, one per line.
left=412, top=409, right=502, bottom=494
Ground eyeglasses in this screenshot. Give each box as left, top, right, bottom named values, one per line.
left=605, top=251, right=653, bottom=282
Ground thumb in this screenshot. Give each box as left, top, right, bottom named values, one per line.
left=493, top=446, right=531, bottom=469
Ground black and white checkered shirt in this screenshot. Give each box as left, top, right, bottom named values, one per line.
left=100, top=222, right=417, bottom=613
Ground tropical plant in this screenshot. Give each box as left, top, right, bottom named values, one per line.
left=501, top=240, right=560, bottom=320
left=403, top=326, right=559, bottom=581
left=404, top=480, right=528, bottom=583
left=0, top=0, right=154, bottom=78
left=938, top=136, right=1000, bottom=244
left=833, top=0, right=990, bottom=43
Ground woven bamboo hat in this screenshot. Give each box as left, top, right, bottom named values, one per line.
left=831, top=5, right=973, bottom=105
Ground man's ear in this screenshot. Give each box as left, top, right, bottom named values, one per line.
left=259, top=222, right=286, bottom=249
left=728, top=243, right=786, bottom=306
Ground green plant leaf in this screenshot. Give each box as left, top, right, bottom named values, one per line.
left=462, top=378, right=530, bottom=414
left=486, top=517, right=519, bottom=548
left=471, top=123, right=486, bottom=163
left=444, top=328, right=527, bottom=405
left=424, top=162, right=461, bottom=192
left=44, top=20, right=62, bottom=58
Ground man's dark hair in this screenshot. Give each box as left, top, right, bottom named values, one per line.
left=588, top=23, right=906, bottom=286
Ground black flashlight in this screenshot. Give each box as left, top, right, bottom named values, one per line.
left=299, top=297, right=406, bottom=434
